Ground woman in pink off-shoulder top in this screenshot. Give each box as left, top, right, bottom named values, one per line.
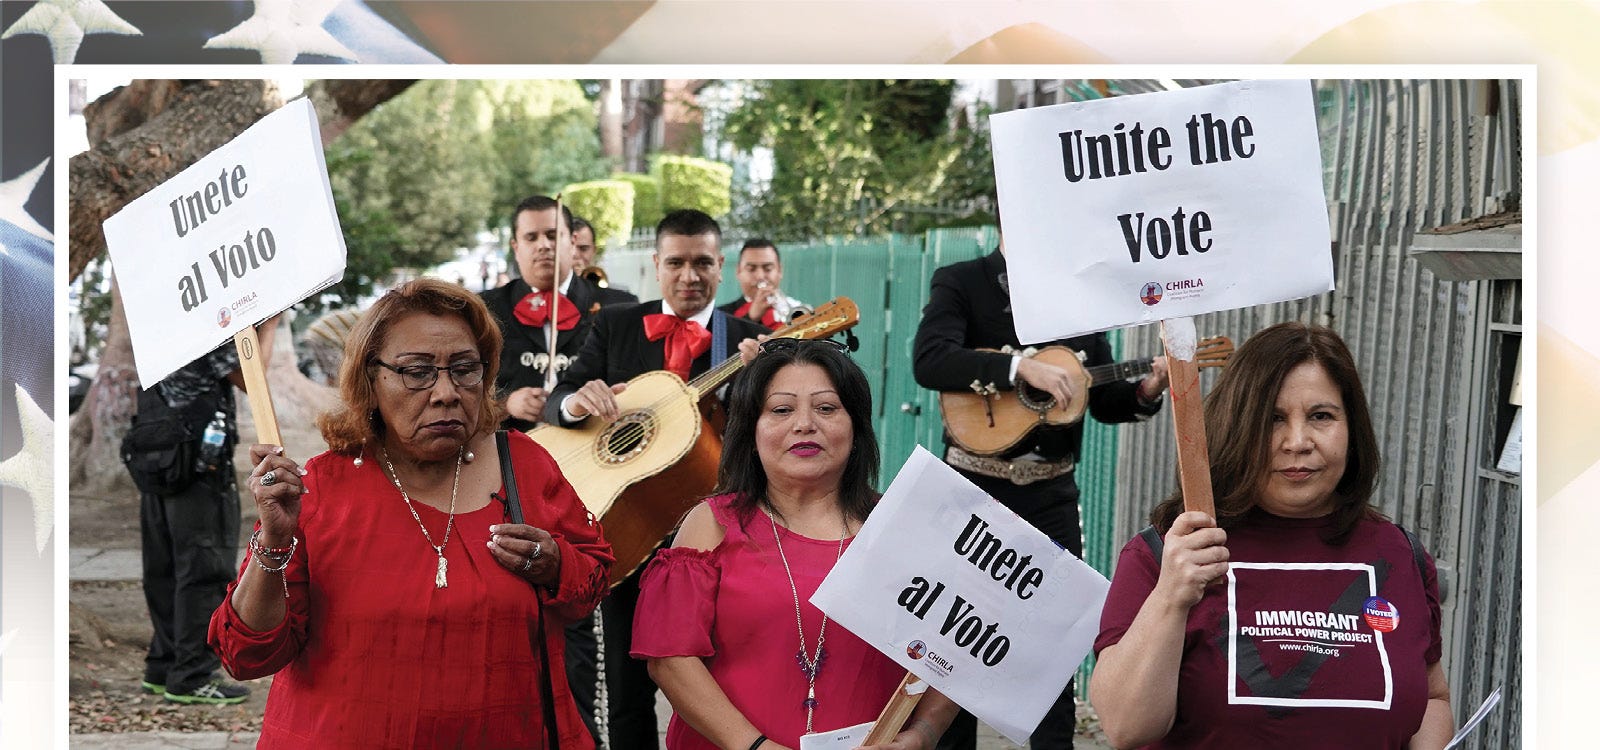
left=633, top=338, right=958, bottom=750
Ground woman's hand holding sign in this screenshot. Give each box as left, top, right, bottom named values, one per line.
left=1155, top=511, right=1229, bottom=609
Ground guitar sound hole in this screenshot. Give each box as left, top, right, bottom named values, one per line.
left=597, top=412, right=657, bottom=464
left=1016, top=385, right=1056, bottom=414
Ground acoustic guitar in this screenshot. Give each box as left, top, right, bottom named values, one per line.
left=528, top=298, right=860, bottom=586
left=938, top=336, right=1233, bottom=456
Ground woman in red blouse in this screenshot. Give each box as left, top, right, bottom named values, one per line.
left=208, top=278, right=612, bottom=749
left=633, top=338, right=958, bottom=750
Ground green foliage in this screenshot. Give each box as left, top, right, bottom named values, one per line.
left=327, top=80, right=497, bottom=274
left=481, top=80, right=608, bottom=231
left=653, top=154, right=733, bottom=218
left=612, top=172, right=663, bottom=230
left=721, top=80, right=994, bottom=239
left=562, top=179, right=635, bottom=251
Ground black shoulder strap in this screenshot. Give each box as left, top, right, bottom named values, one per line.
left=495, top=430, right=525, bottom=525
left=1138, top=524, right=1164, bottom=560
left=497, top=430, right=558, bottom=748
left=1398, top=525, right=1428, bottom=584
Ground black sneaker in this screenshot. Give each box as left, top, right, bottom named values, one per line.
left=163, top=677, right=250, bottom=705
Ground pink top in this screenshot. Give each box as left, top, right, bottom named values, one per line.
left=632, top=493, right=905, bottom=749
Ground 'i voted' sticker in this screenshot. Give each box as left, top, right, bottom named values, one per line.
left=1363, top=596, right=1399, bottom=632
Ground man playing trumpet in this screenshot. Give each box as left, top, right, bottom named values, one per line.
left=719, top=238, right=809, bottom=329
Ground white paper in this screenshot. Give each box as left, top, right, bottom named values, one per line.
left=1496, top=407, right=1522, bottom=475
left=811, top=446, right=1109, bottom=745
left=990, top=80, right=1333, bottom=343
left=799, top=721, right=876, bottom=750
left=1443, top=685, right=1503, bottom=749
left=103, top=97, right=347, bottom=387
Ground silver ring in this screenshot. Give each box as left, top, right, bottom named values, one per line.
left=260, top=470, right=278, bottom=487
left=530, top=541, right=543, bottom=560
left=519, top=555, right=534, bottom=573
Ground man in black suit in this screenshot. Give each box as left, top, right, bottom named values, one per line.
left=717, top=238, right=808, bottom=329
left=546, top=208, right=767, bottom=749
left=481, top=195, right=603, bottom=431
left=571, top=216, right=640, bottom=309
left=912, top=231, right=1169, bottom=750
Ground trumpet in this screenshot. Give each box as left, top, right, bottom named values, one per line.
left=582, top=265, right=611, bottom=288
left=759, top=281, right=813, bottom=322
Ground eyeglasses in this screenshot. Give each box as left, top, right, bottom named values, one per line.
left=371, top=360, right=488, bottom=390
left=758, top=338, right=851, bottom=355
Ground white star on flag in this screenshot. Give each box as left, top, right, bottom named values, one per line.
left=0, top=159, right=52, bottom=242
left=0, top=0, right=141, bottom=64
left=204, top=0, right=358, bottom=64
left=0, top=385, right=54, bottom=554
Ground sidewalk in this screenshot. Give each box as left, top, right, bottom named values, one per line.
left=71, top=544, right=1109, bottom=749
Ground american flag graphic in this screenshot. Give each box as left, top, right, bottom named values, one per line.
left=0, top=3, right=439, bottom=742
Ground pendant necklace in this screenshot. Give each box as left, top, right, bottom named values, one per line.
left=383, top=446, right=463, bottom=588
left=767, top=506, right=847, bottom=734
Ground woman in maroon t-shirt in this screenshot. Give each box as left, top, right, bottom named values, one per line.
left=1089, top=323, right=1453, bottom=749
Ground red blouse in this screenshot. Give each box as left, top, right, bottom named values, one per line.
left=208, top=431, right=611, bottom=749
left=632, top=494, right=905, bottom=749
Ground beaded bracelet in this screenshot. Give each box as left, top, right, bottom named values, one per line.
left=248, top=531, right=298, bottom=599
left=249, top=528, right=295, bottom=557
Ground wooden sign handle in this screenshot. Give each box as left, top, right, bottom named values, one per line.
left=863, top=672, right=925, bottom=745
left=234, top=324, right=282, bottom=448
left=1160, top=318, right=1214, bottom=518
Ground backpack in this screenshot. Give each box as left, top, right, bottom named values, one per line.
left=119, top=387, right=215, bottom=496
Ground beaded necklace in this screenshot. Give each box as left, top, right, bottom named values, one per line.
left=766, top=507, right=847, bottom=734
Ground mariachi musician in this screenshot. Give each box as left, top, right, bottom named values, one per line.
left=482, top=195, right=613, bottom=432
left=911, top=228, right=1170, bottom=750
left=544, top=209, right=767, bottom=749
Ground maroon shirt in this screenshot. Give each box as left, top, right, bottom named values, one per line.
left=1095, top=510, right=1441, bottom=749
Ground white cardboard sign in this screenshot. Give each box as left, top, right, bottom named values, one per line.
left=811, top=446, right=1109, bottom=745
left=103, top=97, right=346, bottom=387
left=990, top=79, right=1332, bottom=344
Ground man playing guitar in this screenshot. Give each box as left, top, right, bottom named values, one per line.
left=912, top=228, right=1169, bottom=750
left=545, top=209, right=768, bottom=749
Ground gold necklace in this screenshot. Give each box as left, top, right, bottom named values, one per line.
left=766, top=507, right=847, bottom=735
left=382, top=446, right=463, bottom=589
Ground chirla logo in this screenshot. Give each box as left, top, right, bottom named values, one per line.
left=1140, top=282, right=1163, bottom=306
left=906, top=640, right=927, bottom=660
left=216, top=307, right=232, bottom=328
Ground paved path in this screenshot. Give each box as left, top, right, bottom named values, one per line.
left=71, top=546, right=1109, bottom=749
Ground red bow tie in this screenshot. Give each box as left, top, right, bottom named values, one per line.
left=733, top=300, right=780, bottom=329
left=643, top=313, right=712, bottom=380
left=514, top=290, right=579, bottom=331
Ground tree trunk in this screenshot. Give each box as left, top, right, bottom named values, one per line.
left=69, top=80, right=284, bottom=282
left=69, top=80, right=408, bottom=493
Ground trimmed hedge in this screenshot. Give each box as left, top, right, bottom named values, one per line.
left=561, top=179, right=634, bottom=253
left=653, top=155, right=732, bottom=218
left=612, top=172, right=663, bottom=230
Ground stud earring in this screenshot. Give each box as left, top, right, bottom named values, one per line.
left=353, top=449, right=364, bottom=467
left=464, top=450, right=476, bottom=463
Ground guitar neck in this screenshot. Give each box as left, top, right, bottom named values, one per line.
left=688, top=354, right=745, bottom=399
left=1086, top=358, right=1154, bottom=385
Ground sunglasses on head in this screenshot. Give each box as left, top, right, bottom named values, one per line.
left=757, top=337, right=852, bottom=355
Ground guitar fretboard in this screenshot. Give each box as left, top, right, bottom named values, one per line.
left=1086, top=358, right=1154, bottom=385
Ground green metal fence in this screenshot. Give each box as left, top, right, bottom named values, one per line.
left=713, top=226, right=1121, bottom=697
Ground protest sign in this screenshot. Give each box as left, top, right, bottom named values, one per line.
left=990, top=79, right=1332, bottom=344
left=103, top=97, right=346, bottom=389
left=810, top=446, right=1109, bottom=744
